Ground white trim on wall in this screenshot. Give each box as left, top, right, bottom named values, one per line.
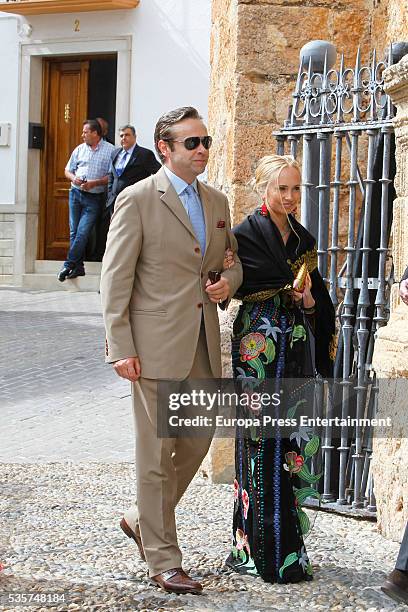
left=13, top=35, right=131, bottom=276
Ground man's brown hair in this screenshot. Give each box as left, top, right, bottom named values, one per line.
left=154, top=107, right=202, bottom=162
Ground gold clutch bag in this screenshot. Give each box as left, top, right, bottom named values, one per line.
left=293, top=262, right=308, bottom=293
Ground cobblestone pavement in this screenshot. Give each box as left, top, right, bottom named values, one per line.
left=0, top=289, right=133, bottom=463
left=0, top=289, right=406, bottom=611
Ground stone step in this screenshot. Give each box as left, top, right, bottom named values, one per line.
left=21, top=273, right=100, bottom=292
left=34, top=260, right=102, bottom=274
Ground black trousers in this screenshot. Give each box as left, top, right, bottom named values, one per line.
left=396, top=523, right=408, bottom=571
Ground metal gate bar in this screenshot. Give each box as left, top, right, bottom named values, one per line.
left=272, top=41, right=405, bottom=515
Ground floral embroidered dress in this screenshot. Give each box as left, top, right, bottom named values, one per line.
left=226, top=209, right=335, bottom=583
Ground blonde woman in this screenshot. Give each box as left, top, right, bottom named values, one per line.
left=226, top=155, right=335, bottom=583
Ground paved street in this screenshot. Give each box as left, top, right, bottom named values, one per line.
left=0, top=289, right=134, bottom=463
left=0, top=289, right=406, bottom=611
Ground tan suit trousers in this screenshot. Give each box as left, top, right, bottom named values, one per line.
left=124, top=325, right=213, bottom=577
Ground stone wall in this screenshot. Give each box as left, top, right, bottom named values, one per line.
left=208, top=0, right=239, bottom=208
left=0, top=213, right=14, bottom=277
left=369, top=0, right=408, bottom=51
left=372, top=54, right=408, bottom=541
left=208, top=0, right=371, bottom=223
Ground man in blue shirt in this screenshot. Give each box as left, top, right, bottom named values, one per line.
left=58, top=119, right=115, bottom=281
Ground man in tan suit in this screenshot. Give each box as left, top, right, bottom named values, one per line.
left=100, top=107, right=242, bottom=594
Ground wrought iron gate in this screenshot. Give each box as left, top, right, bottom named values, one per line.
left=273, top=41, right=406, bottom=514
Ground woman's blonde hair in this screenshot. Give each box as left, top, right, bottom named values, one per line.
left=251, top=154, right=301, bottom=198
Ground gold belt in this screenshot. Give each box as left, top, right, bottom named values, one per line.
left=242, top=284, right=293, bottom=303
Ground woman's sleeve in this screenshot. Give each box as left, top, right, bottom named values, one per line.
left=310, top=268, right=336, bottom=378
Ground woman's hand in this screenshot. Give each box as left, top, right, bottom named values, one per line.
left=292, top=273, right=315, bottom=309
left=223, top=248, right=235, bottom=270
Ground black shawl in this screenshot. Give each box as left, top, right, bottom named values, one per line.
left=233, top=210, right=336, bottom=377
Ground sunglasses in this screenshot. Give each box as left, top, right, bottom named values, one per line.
left=163, top=136, right=213, bottom=150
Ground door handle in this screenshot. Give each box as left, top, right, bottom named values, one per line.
left=57, top=188, right=70, bottom=193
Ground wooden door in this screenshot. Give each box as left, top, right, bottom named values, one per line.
left=39, top=59, right=89, bottom=260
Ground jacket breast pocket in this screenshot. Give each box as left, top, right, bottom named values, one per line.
left=130, top=309, right=167, bottom=317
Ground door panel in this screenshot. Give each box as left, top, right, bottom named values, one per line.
left=41, top=60, right=89, bottom=260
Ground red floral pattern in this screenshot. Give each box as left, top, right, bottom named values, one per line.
left=239, top=332, right=266, bottom=361
left=236, top=528, right=251, bottom=555
left=234, top=478, right=239, bottom=501
left=283, top=451, right=304, bottom=474
left=242, top=488, right=250, bottom=519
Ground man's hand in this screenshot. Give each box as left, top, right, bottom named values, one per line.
left=206, top=276, right=230, bottom=303
left=81, top=179, right=97, bottom=191
left=400, top=279, right=408, bottom=306
left=72, top=176, right=85, bottom=187
left=113, top=356, right=141, bottom=382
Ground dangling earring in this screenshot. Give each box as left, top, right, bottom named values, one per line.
left=261, top=199, right=269, bottom=217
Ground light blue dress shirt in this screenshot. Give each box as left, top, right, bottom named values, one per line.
left=164, top=167, right=206, bottom=255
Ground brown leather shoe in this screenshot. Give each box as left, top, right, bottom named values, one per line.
left=382, top=569, right=408, bottom=605
left=120, top=517, right=146, bottom=562
left=151, top=568, right=203, bottom=594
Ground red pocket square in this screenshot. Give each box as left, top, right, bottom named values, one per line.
left=217, top=219, right=226, bottom=228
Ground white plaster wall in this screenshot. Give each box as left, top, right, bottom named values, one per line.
left=13, top=0, right=211, bottom=150
left=0, top=16, right=20, bottom=205
left=0, top=1, right=211, bottom=278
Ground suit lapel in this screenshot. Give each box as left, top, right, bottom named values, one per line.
left=155, top=168, right=197, bottom=240
left=197, top=181, right=213, bottom=258
left=125, top=144, right=139, bottom=168
left=112, top=148, right=121, bottom=176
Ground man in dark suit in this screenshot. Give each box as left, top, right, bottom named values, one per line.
left=381, top=265, right=408, bottom=605
left=94, top=125, right=160, bottom=259
left=107, top=124, right=161, bottom=216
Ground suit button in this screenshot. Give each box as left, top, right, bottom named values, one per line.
left=194, top=247, right=200, bottom=253
left=197, top=303, right=203, bottom=308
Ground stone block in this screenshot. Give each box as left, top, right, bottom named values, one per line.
left=236, top=5, right=331, bottom=76
left=0, top=222, right=14, bottom=240
left=233, top=183, right=259, bottom=224
left=0, top=240, right=13, bottom=257
left=388, top=0, right=408, bottom=43
left=328, top=10, right=370, bottom=63
left=372, top=390, right=408, bottom=540
left=373, top=313, right=408, bottom=377
left=0, top=274, right=14, bottom=285
left=235, top=74, right=276, bottom=123
left=0, top=213, right=15, bottom=222
left=0, top=257, right=14, bottom=275
left=233, top=123, right=277, bottom=183
left=202, top=437, right=235, bottom=483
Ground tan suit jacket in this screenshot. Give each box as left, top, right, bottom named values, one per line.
left=100, top=166, right=242, bottom=379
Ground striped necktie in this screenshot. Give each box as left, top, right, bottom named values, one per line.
left=183, top=184, right=206, bottom=256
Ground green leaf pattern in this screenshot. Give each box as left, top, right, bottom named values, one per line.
left=294, top=486, right=321, bottom=505
left=297, top=508, right=310, bottom=535
left=248, top=356, right=265, bottom=379
left=290, top=324, right=307, bottom=347
left=304, top=435, right=320, bottom=457
left=263, top=337, right=276, bottom=363
left=279, top=552, right=298, bottom=578
left=297, top=464, right=322, bottom=484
